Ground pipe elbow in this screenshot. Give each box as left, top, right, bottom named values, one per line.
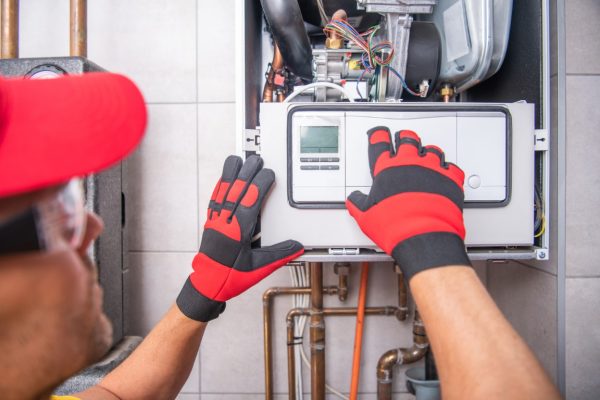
left=399, top=343, right=429, bottom=365
left=376, top=349, right=399, bottom=382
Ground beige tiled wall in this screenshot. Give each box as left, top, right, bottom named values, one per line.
left=564, top=1, right=600, bottom=399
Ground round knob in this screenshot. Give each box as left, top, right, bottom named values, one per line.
left=468, top=175, right=481, bottom=189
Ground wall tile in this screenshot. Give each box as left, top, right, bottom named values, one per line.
left=487, top=262, right=558, bottom=383
left=197, top=0, right=236, bottom=102
left=565, top=76, right=600, bottom=277
left=177, top=394, right=200, bottom=400
left=127, top=251, right=200, bottom=393
left=88, top=0, right=197, bottom=103
left=181, top=357, right=201, bottom=395
left=126, top=104, right=198, bottom=252
left=197, top=103, right=237, bottom=245
left=566, top=277, right=600, bottom=400
left=126, top=251, right=195, bottom=335
left=565, top=0, right=600, bottom=74
left=19, top=1, right=69, bottom=57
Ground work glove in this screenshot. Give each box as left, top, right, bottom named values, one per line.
left=346, top=127, right=471, bottom=281
left=177, top=155, right=304, bottom=322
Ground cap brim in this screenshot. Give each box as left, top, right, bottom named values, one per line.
left=0, top=72, right=147, bottom=197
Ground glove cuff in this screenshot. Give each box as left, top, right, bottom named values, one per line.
left=391, top=232, right=471, bottom=281
left=176, top=277, right=226, bottom=322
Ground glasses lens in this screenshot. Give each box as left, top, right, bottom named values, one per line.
left=57, top=179, right=87, bottom=248
left=36, top=179, right=87, bottom=251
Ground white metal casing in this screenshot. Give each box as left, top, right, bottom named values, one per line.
left=259, top=101, right=535, bottom=250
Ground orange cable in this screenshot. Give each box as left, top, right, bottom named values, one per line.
left=350, top=262, right=369, bottom=400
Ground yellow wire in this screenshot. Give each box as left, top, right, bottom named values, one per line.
left=534, top=213, right=546, bottom=238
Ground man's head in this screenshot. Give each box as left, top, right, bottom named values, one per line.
left=0, top=73, right=146, bottom=399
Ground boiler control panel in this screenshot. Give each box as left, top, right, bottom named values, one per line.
left=289, top=107, right=510, bottom=208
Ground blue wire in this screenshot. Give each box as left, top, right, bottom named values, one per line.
left=387, top=66, right=421, bottom=96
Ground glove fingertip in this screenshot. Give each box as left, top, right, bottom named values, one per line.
left=347, top=190, right=369, bottom=212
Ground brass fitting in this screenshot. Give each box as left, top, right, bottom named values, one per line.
left=440, top=84, right=455, bottom=103
left=325, top=37, right=344, bottom=49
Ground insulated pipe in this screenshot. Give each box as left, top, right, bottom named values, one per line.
left=70, top=0, right=87, bottom=57
left=1, top=0, right=18, bottom=59
left=287, top=306, right=399, bottom=400
left=376, top=311, right=429, bottom=400
left=259, top=0, right=313, bottom=81
left=350, top=262, right=369, bottom=400
left=310, top=262, right=325, bottom=400
left=263, top=285, right=339, bottom=400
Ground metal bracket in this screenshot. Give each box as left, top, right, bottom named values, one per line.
left=328, top=248, right=360, bottom=256
left=244, top=128, right=261, bottom=153
left=534, top=129, right=549, bottom=151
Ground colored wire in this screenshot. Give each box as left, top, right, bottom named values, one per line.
left=356, top=68, right=367, bottom=100
left=324, top=19, right=424, bottom=97
left=324, top=19, right=394, bottom=72
left=534, top=214, right=546, bottom=238
left=387, top=66, right=422, bottom=97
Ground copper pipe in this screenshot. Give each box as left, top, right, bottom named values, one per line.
left=376, top=311, right=429, bottom=400
left=334, top=263, right=350, bottom=302
left=262, top=44, right=284, bottom=102
left=1, top=0, right=19, bottom=59
left=287, top=306, right=399, bottom=400
left=263, top=285, right=338, bottom=400
left=395, top=265, right=408, bottom=321
left=350, top=262, right=369, bottom=400
left=69, top=0, right=87, bottom=57
left=310, top=262, right=325, bottom=400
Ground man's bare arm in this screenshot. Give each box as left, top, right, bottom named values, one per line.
left=410, top=266, right=561, bottom=400
left=76, top=305, right=206, bottom=400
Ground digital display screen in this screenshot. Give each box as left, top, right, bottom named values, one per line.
left=300, top=126, right=339, bottom=154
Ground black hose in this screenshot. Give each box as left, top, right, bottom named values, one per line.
left=260, top=0, right=313, bottom=81
left=425, top=348, right=439, bottom=380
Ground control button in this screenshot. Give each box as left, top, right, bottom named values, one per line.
left=468, top=175, right=481, bottom=189
left=319, top=157, right=340, bottom=162
left=300, top=165, right=319, bottom=170
left=300, top=157, right=320, bottom=162
left=320, top=165, right=340, bottom=170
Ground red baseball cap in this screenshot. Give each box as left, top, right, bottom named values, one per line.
left=0, top=72, right=147, bottom=197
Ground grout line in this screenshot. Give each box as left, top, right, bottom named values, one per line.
left=565, top=73, right=600, bottom=77
left=556, top=0, right=567, bottom=393
left=195, top=1, right=202, bottom=395
left=565, top=275, right=600, bottom=279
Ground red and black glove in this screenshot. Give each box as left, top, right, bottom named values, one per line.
left=346, top=127, right=471, bottom=281
left=177, top=155, right=304, bottom=322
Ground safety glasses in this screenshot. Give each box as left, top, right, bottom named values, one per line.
left=0, top=179, right=87, bottom=256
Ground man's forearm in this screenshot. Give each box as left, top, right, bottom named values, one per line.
left=410, top=266, right=561, bottom=400
left=78, top=305, right=206, bottom=400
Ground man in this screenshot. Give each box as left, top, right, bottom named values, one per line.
left=0, top=73, right=560, bottom=400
